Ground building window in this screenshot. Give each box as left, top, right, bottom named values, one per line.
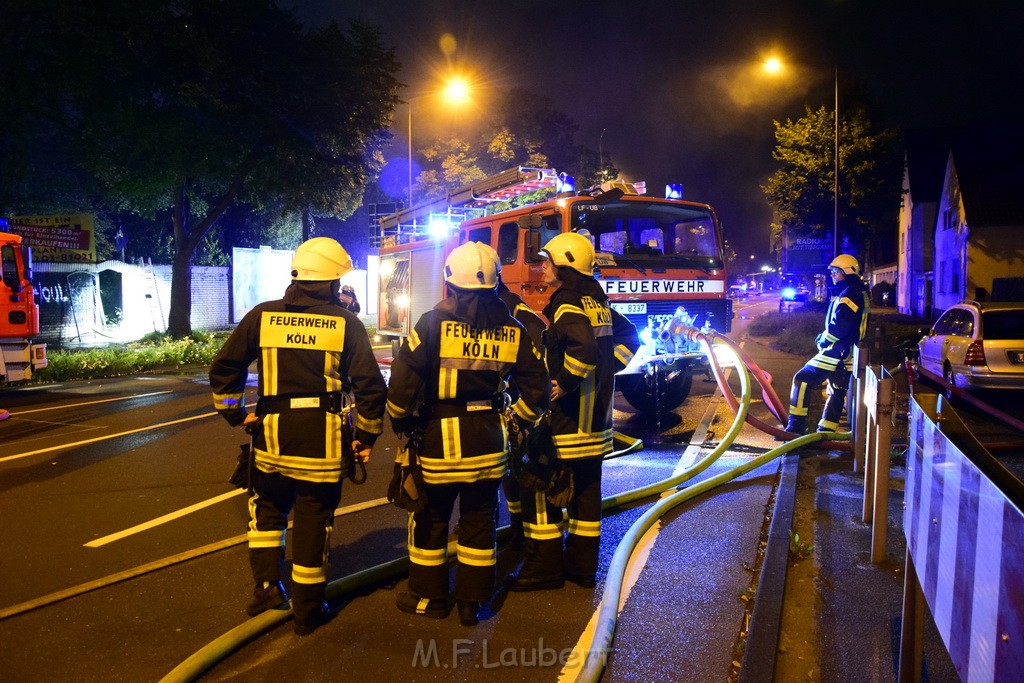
left=943, top=207, right=957, bottom=232
left=938, top=261, right=946, bottom=293
left=951, top=259, right=959, bottom=294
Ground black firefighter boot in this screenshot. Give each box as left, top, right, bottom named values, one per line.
left=246, top=580, right=289, bottom=617
left=292, top=583, right=335, bottom=636
left=784, top=415, right=807, bottom=436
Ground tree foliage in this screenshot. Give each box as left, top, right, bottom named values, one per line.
left=0, top=0, right=402, bottom=336
left=413, top=87, right=617, bottom=203
left=763, top=105, right=903, bottom=262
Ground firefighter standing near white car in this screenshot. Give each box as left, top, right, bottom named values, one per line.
left=387, top=242, right=549, bottom=626
left=785, top=254, right=870, bottom=435
left=209, top=237, right=387, bottom=636
left=508, top=232, right=640, bottom=591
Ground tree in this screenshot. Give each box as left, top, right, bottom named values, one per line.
left=763, top=105, right=903, bottom=263
left=1, top=0, right=401, bottom=336
left=412, top=87, right=616, bottom=203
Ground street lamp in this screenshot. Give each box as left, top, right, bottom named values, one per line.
left=405, top=77, right=471, bottom=209
left=763, top=57, right=840, bottom=258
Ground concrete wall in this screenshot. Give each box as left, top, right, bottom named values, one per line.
left=31, top=261, right=230, bottom=346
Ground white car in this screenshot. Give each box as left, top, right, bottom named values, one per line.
left=917, top=301, right=1024, bottom=392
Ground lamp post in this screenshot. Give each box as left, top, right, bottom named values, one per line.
left=832, top=65, right=839, bottom=258
left=405, top=78, right=471, bottom=209
left=764, top=57, right=841, bottom=258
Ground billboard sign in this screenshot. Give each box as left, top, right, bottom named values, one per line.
left=6, top=213, right=96, bottom=263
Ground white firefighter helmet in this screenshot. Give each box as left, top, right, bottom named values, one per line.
left=539, top=231, right=595, bottom=276
left=829, top=254, right=859, bottom=276
left=291, top=237, right=353, bottom=281
left=443, top=242, right=498, bottom=290
left=474, top=241, right=502, bottom=274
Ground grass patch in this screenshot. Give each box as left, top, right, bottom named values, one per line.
left=35, top=331, right=226, bottom=382
left=748, top=304, right=930, bottom=365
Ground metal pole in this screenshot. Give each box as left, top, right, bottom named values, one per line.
left=834, top=64, right=839, bottom=258
left=407, top=99, right=413, bottom=209
left=870, top=368, right=894, bottom=563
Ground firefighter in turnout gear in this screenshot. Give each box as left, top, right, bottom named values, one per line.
left=508, top=231, right=640, bottom=591
left=785, top=254, right=869, bottom=435
left=209, top=237, right=387, bottom=636
left=387, top=241, right=549, bottom=626
left=475, top=242, right=546, bottom=550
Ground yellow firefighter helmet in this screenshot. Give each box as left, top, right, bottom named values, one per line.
left=291, top=237, right=353, bottom=281
left=443, top=242, right=498, bottom=290
left=829, top=254, right=859, bottom=276
left=540, top=231, right=595, bottom=276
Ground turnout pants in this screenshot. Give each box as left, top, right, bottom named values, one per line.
left=247, top=468, right=342, bottom=622
left=788, top=357, right=853, bottom=432
left=408, top=478, right=502, bottom=602
left=501, top=475, right=523, bottom=542
left=519, top=457, right=603, bottom=581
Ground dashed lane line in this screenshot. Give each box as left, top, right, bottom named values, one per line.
left=84, top=489, right=246, bottom=547
left=0, top=412, right=217, bottom=464
left=8, top=391, right=173, bottom=415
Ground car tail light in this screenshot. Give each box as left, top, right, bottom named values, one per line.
left=964, top=340, right=987, bottom=366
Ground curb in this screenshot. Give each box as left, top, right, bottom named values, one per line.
left=739, top=452, right=800, bottom=682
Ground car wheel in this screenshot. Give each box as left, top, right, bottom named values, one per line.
left=942, top=363, right=956, bottom=398
left=620, top=364, right=694, bottom=414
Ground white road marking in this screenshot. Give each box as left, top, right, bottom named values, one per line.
left=85, top=489, right=246, bottom=547
left=9, top=391, right=173, bottom=415
left=85, top=495, right=392, bottom=547
left=559, top=342, right=742, bottom=679
left=0, top=412, right=217, bottom=464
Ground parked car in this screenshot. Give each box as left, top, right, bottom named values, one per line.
left=917, top=301, right=1024, bottom=393
left=778, top=277, right=809, bottom=311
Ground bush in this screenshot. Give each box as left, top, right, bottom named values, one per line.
left=34, top=333, right=226, bottom=383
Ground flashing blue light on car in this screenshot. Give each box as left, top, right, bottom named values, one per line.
left=557, top=173, right=575, bottom=194
left=782, top=287, right=797, bottom=300
left=665, top=183, right=684, bottom=199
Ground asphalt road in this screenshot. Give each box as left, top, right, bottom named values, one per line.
left=2, top=293, right=1017, bottom=681
left=0, top=293, right=804, bottom=682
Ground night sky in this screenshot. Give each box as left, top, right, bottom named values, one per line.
left=292, top=0, right=1023, bottom=262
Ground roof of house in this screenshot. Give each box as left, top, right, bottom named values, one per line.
left=904, top=128, right=957, bottom=203
left=950, top=126, right=1024, bottom=227
left=905, top=126, right=1024, bottom=227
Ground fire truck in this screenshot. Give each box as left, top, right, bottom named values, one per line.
left=376, top=167, right=732, bottom=413
left=0, top=223, right=48, bottom=383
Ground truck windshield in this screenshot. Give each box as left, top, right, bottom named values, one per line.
left=570, top=199, right=722, bottom=268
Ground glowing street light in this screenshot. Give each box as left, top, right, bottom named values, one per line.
left=762, top=56, right=840, bottom=258
left=406, top=77, right=472, bottom=208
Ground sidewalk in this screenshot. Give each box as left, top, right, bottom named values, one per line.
left=742, top=354, right=959, bottom=682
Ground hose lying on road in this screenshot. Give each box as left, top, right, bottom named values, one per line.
left=163, top=326, right=844, bottom=681
left=702, top=328, right=852, bottom=450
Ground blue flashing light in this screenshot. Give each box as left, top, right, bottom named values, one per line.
left=557, top=173, right=575, bottom=194
left=665, top=183, right=684, bottom=199
left=429, top=215, right=453, bottom=239
left=781, top=287, right=797, bottom=300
